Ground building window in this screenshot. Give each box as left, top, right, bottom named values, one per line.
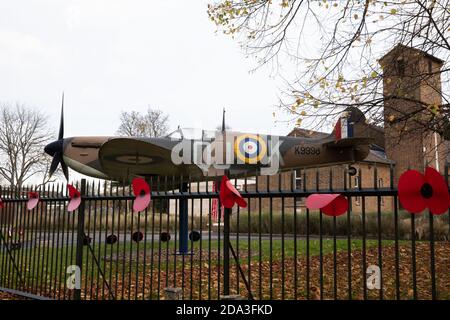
left=428, top=60, right=433, bottom=74
left=354, top=175, right=360, bottom=205
left=378, top=178, right=384, bottom=205
left=294, top=169, right=302, bottom=190
left=293, top=170, right=304, bottom=206
left=353, top=176, right=359, bottom=189
left=397, top=59, right=405, bottom=76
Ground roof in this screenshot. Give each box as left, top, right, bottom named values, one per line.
left=379, top=44, right=444, bottom=66
left=362, top=149, right=394, bottom=165
left=288, top=127, right=329, bottom=139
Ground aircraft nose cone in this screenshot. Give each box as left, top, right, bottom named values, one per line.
left=44, top=139, right=63, bottom=157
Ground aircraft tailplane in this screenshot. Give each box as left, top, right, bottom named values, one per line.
left=326, top=107, right=373, bottom=148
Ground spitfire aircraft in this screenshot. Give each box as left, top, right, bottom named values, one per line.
left=44, top=99, right=374, bottom=183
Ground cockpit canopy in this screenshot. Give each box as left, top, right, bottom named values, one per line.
left=165, top=127, right=217, bottom=141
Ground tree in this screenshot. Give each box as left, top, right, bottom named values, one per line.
left=207, top=0, right=450, bottom=137
left=0, top=104, right=57, bottom=188
left=116, top=107, right=169, bottom=137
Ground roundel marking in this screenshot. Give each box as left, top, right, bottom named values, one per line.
left=234, top=134, right=267, bottom=163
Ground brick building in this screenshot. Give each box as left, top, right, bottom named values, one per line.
left=247, top=44, right=449, bottom=214
left=380, top=44, right=449, bottom=184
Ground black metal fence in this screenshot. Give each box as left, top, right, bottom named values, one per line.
left=0, top=163, right=449, bottom=300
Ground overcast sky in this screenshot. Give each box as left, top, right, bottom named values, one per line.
left=0, top=0, right=292, bottom=140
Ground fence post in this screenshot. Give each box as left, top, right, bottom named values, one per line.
left=223, top=206, right=231, bottom=296
left=179, top=182, right=189, bottom=254
left=74, top=179, right=87, bottom=300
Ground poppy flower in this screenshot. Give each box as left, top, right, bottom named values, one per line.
left=398, top=167, right=450, bottom=215
left=67, top=184, right=81, bottom=212
left=305, top=194, right=348, bottom=216
left=219, top=175, right=247, bottom=209
left=27, top=191, right=40, bottom=210
left=0, top=198, right=4, bottom=209
left=160, top=232, right=171, bottom=242
left=132, top=178, right=151, bottom=213
left=132, top=231, right=144, bottom=243
left=106, top=234, right=118, bottom=245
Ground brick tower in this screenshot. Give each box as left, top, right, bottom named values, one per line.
left=379, top=44, right=447, bottom=184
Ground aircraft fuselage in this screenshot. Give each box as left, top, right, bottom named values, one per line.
left=46, top=132, right=369, bottom=182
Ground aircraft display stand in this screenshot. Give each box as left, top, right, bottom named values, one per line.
left=178, top=182, right=190, bottom=255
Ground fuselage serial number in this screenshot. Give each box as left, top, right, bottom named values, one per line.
left=294, top=145, right=321, bottom=155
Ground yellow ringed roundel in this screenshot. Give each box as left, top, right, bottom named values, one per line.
left=234, top=134, right=267, bottom=163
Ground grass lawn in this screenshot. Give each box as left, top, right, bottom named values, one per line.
left=0, top=237, right=395, bottom=293
left=0, top=236, right=396, bottom=276
left=0, top=236, right=447, bottom=300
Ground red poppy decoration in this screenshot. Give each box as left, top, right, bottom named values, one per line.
left=219, top=175, right=247, bottom=209
left=27, top=191, right=40, bottom=210
left=305, top=194, right=348, bottom=216
left=132, top=178, right=151, bottom=213
left=0, top=198, right=4, bottom=209
left=398, top=167, right=450, bottom=215
left=67, top=184, right=82, bottom=212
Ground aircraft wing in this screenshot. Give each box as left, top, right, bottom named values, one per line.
left=98, top=138, right=203, bottom=181
left=324, top=137, right=373, bottom=148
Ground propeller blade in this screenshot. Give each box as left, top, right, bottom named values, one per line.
left=61, top=159, right=69, bottom=181
left=58, top=93, right=64, bottom=140
left=46, top=93, right=68, bottom=181
left=48, top=153, right=61, bottom=177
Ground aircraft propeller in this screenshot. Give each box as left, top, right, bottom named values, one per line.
left=221, top=108, right=226, bottom=133
left=44, top=93, right=69, bottom=180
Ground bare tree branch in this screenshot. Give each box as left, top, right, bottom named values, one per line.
left=116, top=107, right=169, bottom=138
left=208, top=0, right=450, bottom=139
left=0, top=103, right=58, bottom=188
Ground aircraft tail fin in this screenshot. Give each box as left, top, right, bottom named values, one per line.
left=326, top=107, right=373, bottom=147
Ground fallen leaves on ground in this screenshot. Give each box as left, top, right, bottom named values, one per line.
left=8, top=242, right=450, bottom=300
